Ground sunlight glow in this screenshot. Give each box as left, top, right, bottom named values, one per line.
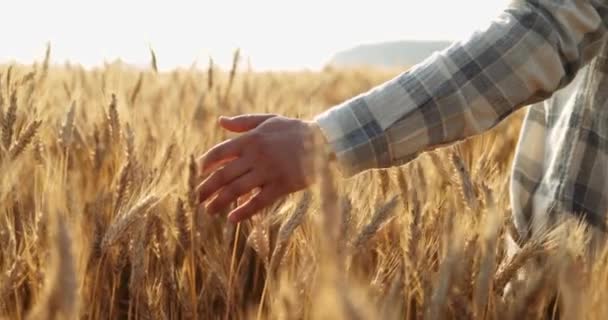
left=0, top=0, right=510, bottom=70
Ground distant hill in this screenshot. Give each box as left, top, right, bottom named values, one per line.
left=328, top=40, right=453, bottom=68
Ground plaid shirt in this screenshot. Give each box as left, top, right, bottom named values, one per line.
left=315, top=0, right=608, bottom=240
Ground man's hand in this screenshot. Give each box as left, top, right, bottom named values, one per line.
left=197, top=114, right=331, bottom=223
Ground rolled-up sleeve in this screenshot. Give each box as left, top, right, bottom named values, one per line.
left=315, top=0, right=608, bottom=177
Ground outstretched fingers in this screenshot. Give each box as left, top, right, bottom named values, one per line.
left=198, top=135, right=248, bottom=175
left=205, top=171, right=266, bottom=214
left=227, top=184, right=282, bottom=223
left=197, top=156, right=252, bottom=203
left=219, top=114, right=277, bottom=133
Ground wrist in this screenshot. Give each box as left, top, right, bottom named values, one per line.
left=306, top=121, right=336, bottom=162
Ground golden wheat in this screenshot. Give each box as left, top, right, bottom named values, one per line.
left=0, top=55, right=604, bottom=320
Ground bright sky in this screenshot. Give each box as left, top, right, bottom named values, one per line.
left=0, top=0, right=511, bottom=71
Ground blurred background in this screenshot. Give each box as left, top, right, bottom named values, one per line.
left=1, top=0, right=509, bottom=71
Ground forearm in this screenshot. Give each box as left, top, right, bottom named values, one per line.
left=315, top=0, right=607, bottom=177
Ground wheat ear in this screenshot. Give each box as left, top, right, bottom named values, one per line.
left=101, top=195, right=160, bottom=251
left=9, top=119, right=41, bottom=159
left=2, top=90, right=17, bottom=149
left=350, top=195, right=399, bottom=250
left=269, top=191, right=312, bottom=272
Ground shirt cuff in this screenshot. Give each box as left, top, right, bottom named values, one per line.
left=313, top=96, right=393, bottom=177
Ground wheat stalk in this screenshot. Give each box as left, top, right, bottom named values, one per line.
left=350, top=195, right=399, bottom=250
left=108, top=94, right=120, bottom=143
left=187, top=154, right=198, bottom=210
left=507, top=269, right=554, bottom=320
left=38, top=42, right=51, bottom=83
left=5, top=65, right=13, bottom=94
left=58, top=102, right=76, bottom=149
left=124, top=123, right=135, bottom=159
left=338, top=196, right=353, bottom=252
left=473, top=183, right=501, bottom=317
left=425, top=227, right=465, bottom=320
left=92, top=125, right=106, bottom=170
left=494, top=240, right=543, bottom=293
left=27, top=214, right=78, bottom=320
left=128, top=216, right=149, bottom=297
left=207, top=57, right=214, bottom=90
left=18, top=71, right=36, bottom=86
left=158, top=142, right=176, bottom=174
left=0, top=76, right=4, bottom=125
left=0, top=259, right=26, bottom=305
left=224, top=49, right=240, bottom=100
left=9, top=119, right=41, bottom=159
left=2, top=90, right=17, bottom=149
left=378, top=169, right=390, bottom=198
left=247, top=217, right=270, bottom=265
left=149, top=47, right=158, bottom=73
left=269, top=191, right=312, bottom=273
left=129, top=73, right=143, bottom=107
left=450, top=151, right=478, bottom=212
left=113, top=158, right=133, bottom=215
left=174, top=197, right=190, bottom=256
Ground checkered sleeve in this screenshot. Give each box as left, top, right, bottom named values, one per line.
left=315, top=0, right=608, bottom=177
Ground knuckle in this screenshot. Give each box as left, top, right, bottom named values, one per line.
left=248, top=132, right=265, bottom=146
left=247, top=131, right=261, bottom=143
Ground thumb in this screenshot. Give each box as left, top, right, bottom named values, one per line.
left=218, top=114, right=277, bottom=132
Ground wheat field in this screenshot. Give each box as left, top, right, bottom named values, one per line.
left=0, top=48, right=607, bottom=320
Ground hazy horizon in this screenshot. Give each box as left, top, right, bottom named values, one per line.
left=1, top=0, right=510, bottom=71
